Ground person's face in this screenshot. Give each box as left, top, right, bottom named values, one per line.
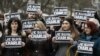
left=34, top=24, right=40, bottom=30
left=11, top=21, right=18, bottom=31
left=28, top=13, right=36, bottom=19
left=81, top=23, right=85, bottom=30
left=62, top=21, right=70, bottom=31
left=75, top=20, right=81, bottom=25
left=84, top=24, right=91, bottom=35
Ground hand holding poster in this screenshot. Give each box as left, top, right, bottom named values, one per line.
left=22, top=19, right=36, bottom=30
left=31, top=30, right=47, bottom=41
left=54, top=31, right=71, bottom=43
left=5, top=36, right=22, bottom=48
left=54, top=7, right=68, bottom=16
left=77, top=41, right=94, bottom=54
left=27, top=3, right=41, bottom=13
left=45, top=15, right=61, bottom=26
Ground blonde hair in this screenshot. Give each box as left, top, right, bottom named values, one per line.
left=35, top=21, right=46, bottom=30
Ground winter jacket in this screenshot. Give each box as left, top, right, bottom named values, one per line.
left=1, top=35, right=25, bottom=56
left=26, top=40, right=52, bottom=56
left=77, top=32, right=100, bottom=56
left=93, top=38, right=100, bottom=56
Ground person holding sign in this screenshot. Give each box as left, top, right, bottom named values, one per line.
left=28, top=13, right=37, bottom=19
left=1, top=17, right=26, bottom=56
left=24, top=12, right=46, bottom=56
left=27, top=10, right=45, bottom=25
left=36, top=10, right=46, bottom=25
left=26, top=9, right=45, bottom=27
left=25, top=11, right=45, bottom=37
left=75, top=21, right=100, bottom=56
left=52, top=17, right=79, bottom=56
left=27, top=21, right=52, bottom=56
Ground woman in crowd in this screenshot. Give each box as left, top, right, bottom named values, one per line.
left=75, top=21, right=100, bottom=56
left=74, top=19, right=85, bottom=33
left=25, top=11, right=46, bottom=43
left=52, top=17, right=79, bottom=56
left=27, top=21, right=52, bottom=56
left=92, top=18, right=100, bottom=56
left=1, top=17, right=26, bottom=56
left=24, top=11, right=46, bottom=56
left=33, top=21, right=46, bottom=30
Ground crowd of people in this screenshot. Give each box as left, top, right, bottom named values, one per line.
left=0, top=9, right=99, bottom=56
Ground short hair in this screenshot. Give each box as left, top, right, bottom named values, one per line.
left=85, top=21, right=99, bottom=35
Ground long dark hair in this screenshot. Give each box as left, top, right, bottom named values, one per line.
left=60, top=16, right=79, bottom=40
left=7, top=17, right=22, bottom=35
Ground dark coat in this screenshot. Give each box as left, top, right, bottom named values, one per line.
left=2, top=48, right=24, bottom=56
left=54, top=44, right=68, bottom=56
left=1, top=35, right=25, bottom=56
left=78, top=32, right=100, bottom=56
left=24, top=29, right=54, bottom=56
left=26, top=40, right=53, bottom=56
left=93, top=38, right=100, bottom=56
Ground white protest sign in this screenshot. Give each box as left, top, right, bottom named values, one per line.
left=54, top=7, right=68, bottom=16
left=54, top=31, right=71, bottom=43
left=77, top=41, right=94, bottom=54
left=4, top=13, right=21, bottom=25
left=31, top=30, right=47, bottom=41
left=72, top=10, right=87, bottom=20
left=73, top=9, right=95, bottom=20
left=22, top=19, right=36, bottom=30
left=45, top=16, right=61, bottom=26
left=5, top=36, right=22, bottom=48
left=84, top=10, right=95, bottom=18
left=27, top=3, right=41, bottom=12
